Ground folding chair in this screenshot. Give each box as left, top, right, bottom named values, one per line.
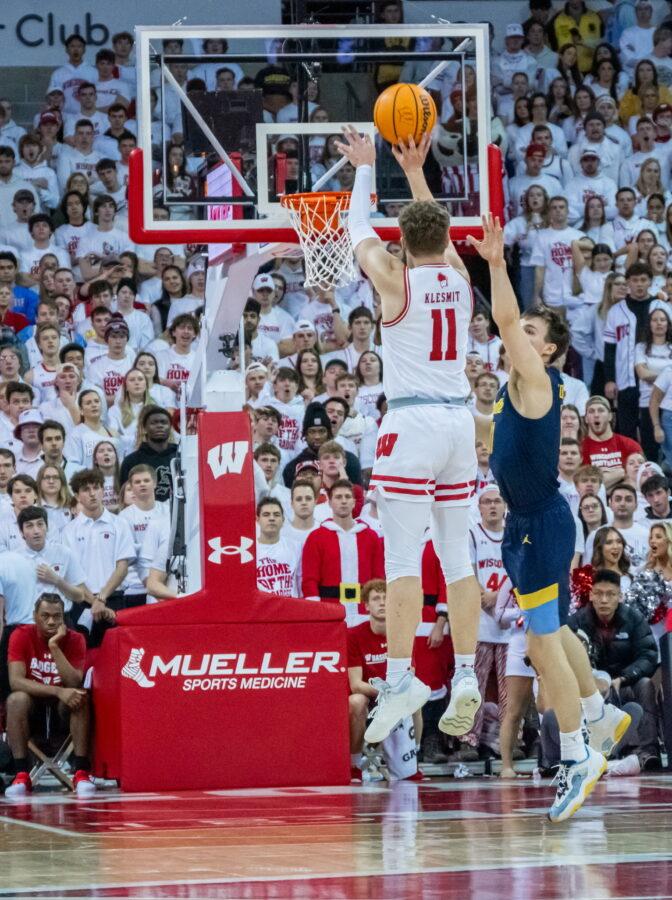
left=27, top=700, right=75, bottom=791
left=28, top=737, right=74, bottom=790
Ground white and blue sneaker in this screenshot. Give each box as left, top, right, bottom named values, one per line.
left=439, top=668, right=482, bottom=737
left=587, top=704, right=632, bottom=758
left=548, top=746, right=607, bottom=823
left=364, top=672, right=431, bottom=744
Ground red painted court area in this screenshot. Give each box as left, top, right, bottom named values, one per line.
left=2, top=776, right=672, bottom=898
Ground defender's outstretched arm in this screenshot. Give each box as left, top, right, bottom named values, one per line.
left=467, top=215, right=546, bottom=386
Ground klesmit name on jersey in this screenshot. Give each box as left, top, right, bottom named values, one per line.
left=148, top=650, right=342, bottom=692
left=423, top=290, right=462, bottom=304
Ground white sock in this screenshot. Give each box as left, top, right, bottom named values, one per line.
left=350, top=753, right=362, bottom=767
left=454, top=654, right=476, bottom=671
left=560, top=728, right=588, bottom=763
left=581, top=691, right=605, bottom=723
left=386, top=657, right=412, bottom=687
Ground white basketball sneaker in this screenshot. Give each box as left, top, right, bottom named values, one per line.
left=548, top=746, right=607, bottom=823
left=607, top=754, right=641, bottom=777
left=363, top=672, right=431, bottom=744
left=439, top=668, right=482, bottom=736
left=586, top=704, right=631, bottom=758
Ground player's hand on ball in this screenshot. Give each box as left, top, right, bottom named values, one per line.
left=391, top=133, right=431, bottom=173
left=467, top=214, right=505, bottom=266
left=334, top=125, right=376, bottom=167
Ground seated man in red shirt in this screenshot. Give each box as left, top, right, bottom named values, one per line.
left=4, top=592, right=95, bottom=798
left=581, top=396, right=643, bottom=490
left=347, top=579, right=423, bottom=782
left=347, top=578, right=388, bottom=781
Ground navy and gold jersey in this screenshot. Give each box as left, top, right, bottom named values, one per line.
left=489, top=366, right=565, bottom=512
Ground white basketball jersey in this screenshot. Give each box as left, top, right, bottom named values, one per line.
left=382, top=265, right=472, bottom=402
left=469, top=524, right=506, bottom=594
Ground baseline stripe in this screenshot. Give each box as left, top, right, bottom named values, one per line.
left=434, top=492, right=474, bottom=502
left=436, top=480, right=476, bottom=489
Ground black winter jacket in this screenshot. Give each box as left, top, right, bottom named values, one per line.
left=567, top=603, right=658, bottom=685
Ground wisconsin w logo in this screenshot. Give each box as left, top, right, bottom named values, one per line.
left=207, top=441, right=249, bottom=479
left=376, top=433, right=398, bottom=459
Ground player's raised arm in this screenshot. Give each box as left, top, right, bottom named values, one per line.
left=467, top=215, right=546, bottom=385
left=335, top=126, right=397, bottom=278
left=392, top=134, right=433, bottom=202
left=393, top=136, right=470, bottom=281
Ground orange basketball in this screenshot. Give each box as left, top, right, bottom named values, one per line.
left=373, top=82, right=437, bottom=146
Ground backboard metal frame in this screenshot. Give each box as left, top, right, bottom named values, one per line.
left=130, top=22, right=502, bottom=246
left=255, top=121, right=377, bottom=217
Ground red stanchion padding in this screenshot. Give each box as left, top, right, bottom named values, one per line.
left=92, top=410, right=350, bottom=791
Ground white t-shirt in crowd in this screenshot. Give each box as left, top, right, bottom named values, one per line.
left=166, top=295, right=204, bottom=328
left=578, top=268, right=609, bottom=306
left=251, top=332, right=280, bottom=363
left=54, top=221, right=97, bottom=280
left=561, top=373, right=590, bottom=415
left=80, top=227, right=134, bottom=260
left=64, top=424, right=119, bottom=470
left=634, top=342, right=672, bottom=407
left=87, top=352, right=134, bottom=402
left=157, top=347, right=196, bottom=392
left=119, top=502, right=170, bottom=594
left=63, top=111, right=109, bottom=138
left=256, top=538, right=301, bottom=597
left=258, top=306, right=295, bottom=345
left=48, top=62, right=99, bottom=113
left=467, top=335, right=502, bottom=372
left=529, top=225, right=583, bottom=307
left=653, top=365, right=672, bottom=411
left=19, top=244, right=70, bottom=278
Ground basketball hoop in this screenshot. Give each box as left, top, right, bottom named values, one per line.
left=280, top=191, right=375, bottom=291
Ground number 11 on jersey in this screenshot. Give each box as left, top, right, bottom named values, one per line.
left=429, top=308, right=457, bottom=361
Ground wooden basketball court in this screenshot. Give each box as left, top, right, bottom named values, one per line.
left=2, top=775, right=672, bottom=898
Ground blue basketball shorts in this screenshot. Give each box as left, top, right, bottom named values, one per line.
left=501, top=495, right=576, bottom=636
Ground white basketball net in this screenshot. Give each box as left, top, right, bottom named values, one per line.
left=282, top=193, right=358, bottom=291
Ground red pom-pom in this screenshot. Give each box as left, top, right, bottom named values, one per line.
left=571, top=564, right=594, bottom=610
left=651, top=601, right=668, bottom=625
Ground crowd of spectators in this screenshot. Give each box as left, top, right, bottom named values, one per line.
left=2, top=1, right=672, bottom=793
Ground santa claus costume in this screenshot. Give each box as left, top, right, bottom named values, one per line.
left=302, top=517, right=384, bottom=625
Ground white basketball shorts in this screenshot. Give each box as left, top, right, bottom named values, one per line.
left=505, top=628, right=535, bottom=679
left=370, top=405, right=477, bottom=507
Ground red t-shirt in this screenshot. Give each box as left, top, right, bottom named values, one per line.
left=347, top=621, right=387, bottom=684
left=0, top=310, right=29, bottom=334
left=581, top=433, right=643, bottom=471
left=8, top=625, right=86, bottom=686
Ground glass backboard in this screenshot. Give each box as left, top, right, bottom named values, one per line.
left=130, top=23, right=502, bottom=246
